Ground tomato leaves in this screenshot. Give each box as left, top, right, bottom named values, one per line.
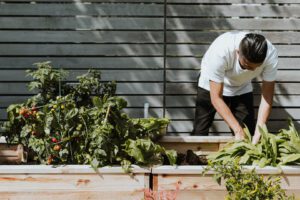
left=1, top=62, right=175, bottom=171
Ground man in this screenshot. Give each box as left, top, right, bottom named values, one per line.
left=192, top=31, right=278, bottom=144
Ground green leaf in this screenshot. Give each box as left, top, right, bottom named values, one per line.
left=164, top=149, right=177, bottom=165
left=280, top=154, right=300, bottom=165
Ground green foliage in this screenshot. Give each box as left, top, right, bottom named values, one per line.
left=208, top=122, right=300, bottom=167
left=204, top=161, right=294, bottom=200
left=1, top=62, right=175, bottom=171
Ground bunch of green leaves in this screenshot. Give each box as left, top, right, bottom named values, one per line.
left=1, top=62, right=176, bottom=171
left=26, top=61, right=68, bottom=103
left=203, top=161, right=294, bottom=200
left=130, top=118, right=169, bottom=141
left=208, top=121, right=300, bottom=168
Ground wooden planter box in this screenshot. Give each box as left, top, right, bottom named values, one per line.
left=159, top=136, right=233, bottom=155
left=152, top=165, right=300, bottom=199
left=0, top=165, right=150, bottom=200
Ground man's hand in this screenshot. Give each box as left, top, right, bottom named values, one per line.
left=234, top=126, right=245, bottom=141
left=252, top=128, right=261, bottom=144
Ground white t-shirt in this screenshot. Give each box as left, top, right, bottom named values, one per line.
left=198, top=31, right=278, bottom=96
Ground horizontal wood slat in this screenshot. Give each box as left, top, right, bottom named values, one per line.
left=0, top=57, right=163, bottom=69
left=166, top=31, right=300, bottom=44
left=167, top=5, right=300, bottom=17
left=165, top=95, right=300, bottom=107
left=0, top=31, right=163, bottom=43
left=0, top=96, right=163, bottom=108
left=0, top=70, right=164, bottom=81
left=0, top=17, right=163, bottom=30
left=166, top=70, right=300, bottom=83
left=0, top=4, right=163, bottom=16
left=167, top=19, right=300, bottom=30
left=166, top=108, right=300, bottom=120
left=168, top=120, right=300, bottom=133
left=2, top=0, right=163, bottom=2
left=0, top=83, right=163, bottom=95
left=166, top=57, right=300, bottom=69
left=0, top=44, right=163, bottom=56
left=166, top=45, right=300, bottom=57
left=0, top=108, right=163, bottom=120
left=167, top=0, right=300, bottom=3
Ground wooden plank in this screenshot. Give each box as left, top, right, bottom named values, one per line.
left=167, top=0, right=300, bottom=4
left=3, top=0, right=163, bottom=2
left=0, top=165, right=149, bottom=174
left=0, top=95, right=163, bottom=107
left=0, top=108, right=162, bottom=120
left=0, top=4, right=163, bottom=16
left=167, top=44, right=300, bottom=57
left=152, top=166, right=300, bottom=199
left=0, top=69, right=163, bottom=81
left=165, top=95, right=300, bottom=107
left=0, top=83, right=163, bottom=95
left=0, top=31, right=163, bottom=43
left=168, top=120, right=300, bottom=133
left=167, top=18, right=300, bottom=30
left=166, top=108, right=300, bottom=120
left=166, top=57, right=300, bottom=70
left=166, top=31, right=300, bottom=44
left=159, top=136, right=233, bottom=143
left=166, top=83, right=300, bottom=95
left=160, top=142, right=219, bottom=154
left=0, top=144, right=26, bottom=164
left=153, top=165, right=300, bottom=175
left=159, top=136, right=232, bottom=155
left=0, top=174, right=146, bottom=190
left=0, top=17, right=163, bottom=30
left=0, top=57, right=163, bottom=69
left=166, top=70, right=300, bottom=82
left=117, top=96, right=163, bottom=107
left=2, top=104, right=299, bottom=120
left=0, top=191, right=145, bottom=200
left=123, top=108, right=163, bottom=118
left=0, top=44, right=163, bottom=56
left=167, top=5, right=300, bottom=17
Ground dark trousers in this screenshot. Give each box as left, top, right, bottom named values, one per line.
left=192, top=87, right=255, bottom=136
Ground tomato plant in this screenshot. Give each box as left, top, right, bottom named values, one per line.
left=1, top=62, right=176, bottom=171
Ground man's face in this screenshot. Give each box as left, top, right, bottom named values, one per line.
left=237, top=50, right=262, bottom=71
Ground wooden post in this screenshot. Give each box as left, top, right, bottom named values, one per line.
left=0, top=144, right=27, bottom=164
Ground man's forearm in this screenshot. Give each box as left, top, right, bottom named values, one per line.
left=252, top=81, right=275, bottom=144
left=256, top=99, right=272, bottom=127
left=212, top=97, right=244, bottom=135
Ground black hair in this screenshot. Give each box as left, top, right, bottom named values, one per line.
left=239, top=33, right=268, bottom=64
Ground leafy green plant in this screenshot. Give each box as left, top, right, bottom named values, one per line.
left=1, top=62, right=176, bottom=171
left=204, top=161, right=294, bottom=200
left=208, top=121, right=300, bottom=167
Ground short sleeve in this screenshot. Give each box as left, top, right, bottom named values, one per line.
left=262, top=47, right=278, bottom=82
left=200, top=36, right=228, bottom=83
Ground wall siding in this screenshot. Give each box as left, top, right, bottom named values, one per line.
left=0, top=0, right=299, bottom=135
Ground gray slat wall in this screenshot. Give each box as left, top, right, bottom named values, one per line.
left=0, top=0, right=300, bottom=135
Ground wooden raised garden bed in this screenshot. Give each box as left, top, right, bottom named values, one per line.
left=0, top=165, right=150, bottom=200
left=159, top=136, right=233, bottom=155
left=152, top=165, right=300, bottom=199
